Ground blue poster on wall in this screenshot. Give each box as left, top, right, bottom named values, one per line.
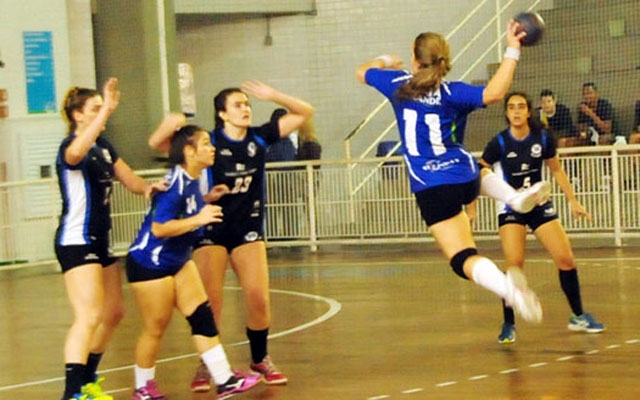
left=23, top=31, right=57, bottom=114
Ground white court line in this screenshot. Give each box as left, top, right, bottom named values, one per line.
left=0, top=287, right=341, bottom=392
left=401, top=388, right=424, bottom=394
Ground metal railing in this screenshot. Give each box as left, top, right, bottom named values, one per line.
left=344, top=0, right=544, bottom=187
left=1, top=146, right=640, bottom=270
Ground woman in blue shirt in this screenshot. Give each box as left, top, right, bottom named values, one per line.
left=127, top=121, right=260, bottom=400
left=356, top=21, right=545, bottom=323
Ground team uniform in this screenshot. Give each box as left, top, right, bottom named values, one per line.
left=196, top=119, right=280, bottom=251
left=481, top=128, right=557, bottom=231
left=365, top=68, right=486, bottom=225
left=127, top=165, right=204, bottom=282
left=55, top=135, right=119, bottom=272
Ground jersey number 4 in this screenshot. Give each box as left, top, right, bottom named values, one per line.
left=403, top=109, right=446, bottom=156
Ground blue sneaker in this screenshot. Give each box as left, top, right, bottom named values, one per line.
left=568, top=313, right=606, bottom=333
left=498, top=323, right=516, bottom=344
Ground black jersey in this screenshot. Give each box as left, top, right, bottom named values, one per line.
left=481, top=128, right=555, bottom=190
left=55, top=135, right=119, bottom=245
left=201, top=120, right=280, bottom=226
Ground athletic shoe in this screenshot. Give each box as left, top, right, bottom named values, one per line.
left=508, top=181, right=552, bottom=213
left=568, top=313, right=606, bottom=333
left=505, top=268, right=543, bottom=323
left=250, top=355, right=288, bottom=385
left=498, top=323, right=516, bottom=344
left=190, top=361, right=212, bottom=393
left=217, top=372, right=261, bottom=399
left=67, top=394, right=88, bottom=400
left=131, top=380, right=165, bottom=400
left=80, top=377, right=113, bottom=400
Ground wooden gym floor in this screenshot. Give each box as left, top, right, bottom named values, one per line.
left=0, top=242, right=639, bottom=400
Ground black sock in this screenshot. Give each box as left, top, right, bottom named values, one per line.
left=502, top=299, right=515, bottom=325
left=246, top=327, right=269, bottom=364
left=85, top=353, right=103, bottom=384
left=559, top=269, right=583, bottom=316
left=63, top=363, right=87, bottom=399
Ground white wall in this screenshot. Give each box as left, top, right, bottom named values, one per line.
left=176, top=0, right=553, bottom=160
left=0, top=0, right=95, bottom=183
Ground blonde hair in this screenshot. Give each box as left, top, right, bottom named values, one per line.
left=298, top=117, right=318, bottom=143
left=396, top=32, right=452, bottom=100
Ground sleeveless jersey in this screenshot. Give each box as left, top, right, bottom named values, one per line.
left=55, top=135, right=119, bottom=245
left=365, top=68, right=485, bottom=193
left=128, top=165, right=204, bottom=271
left=199, top=120, right=280, bottom=225
left=481, top=128, right=556, bottom=189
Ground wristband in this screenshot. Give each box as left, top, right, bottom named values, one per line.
left=504, top=47, right=521, bottom=61
left=376, top=55, right=393, bottom=68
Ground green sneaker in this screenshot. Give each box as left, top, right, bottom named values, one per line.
left=81, top=377, right=113, bottom=400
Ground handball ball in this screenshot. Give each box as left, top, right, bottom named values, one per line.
left=514, top=11, right=545, bottom=46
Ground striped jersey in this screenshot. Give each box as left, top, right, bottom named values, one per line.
left=55, top=135, right=119, bottom=245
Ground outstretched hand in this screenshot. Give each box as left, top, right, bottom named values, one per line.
left=198, top=204, right=224, bottom=225
left=102, top=77, right=120, bottom=113
left=144, top=178, right=169, bottom=200
left=241, top=80, right=277, bottom=101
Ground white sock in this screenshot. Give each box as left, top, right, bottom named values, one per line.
left=134, top=365, right=155, bottom=389
left=470, top=257, right=508, bottom=299
left=481, top=170, right=517, bottom=203
left=201, top=344, right=233, bottom=385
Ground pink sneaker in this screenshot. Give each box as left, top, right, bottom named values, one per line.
left=132, top=380, right=165, bottom=400
left=250, top=355, right=288, bottom=385
left=217, top=372, right=261, bottom=399
left=190, top=362, right=212, bottom=393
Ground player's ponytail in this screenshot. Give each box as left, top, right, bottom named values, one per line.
left=396, top=32, right=452, bottom=100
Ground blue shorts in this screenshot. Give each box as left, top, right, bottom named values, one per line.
left=125, top=254, right=182, bottom=283
left=415, top=178, right=480, bottom=226
left=498, top=200, right=558, bottom=231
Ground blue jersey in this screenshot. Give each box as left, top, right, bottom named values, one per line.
left=365, top=68, right=485, bottom=193
left=128, top=165, right=204, bottom=272
left=55, top=135, right=119, bottom=245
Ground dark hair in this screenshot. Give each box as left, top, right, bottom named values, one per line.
left=504, top=91, right=539, bottom=128
left=168, top=125, right=204, bottom=166
left=582, top=82, right=597, bottom=90
left=61, top=86, right=100, bottom=135
left=540, top=89, right=555, bottom=98
left=213, top=87, right=243, bottom=129
left=270, top=108, right=287, bottom=123
left=395, top=32, right=452, bottom=100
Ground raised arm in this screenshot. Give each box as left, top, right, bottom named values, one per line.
left=148, top=112, right=187, bottom=153
left=483, top=20, right=525, bottom=105
left=241, top=80, right=314, bottom=137
left=65, top=78, right=120, bottom=165
left=355, top=55, right=404, bottom=84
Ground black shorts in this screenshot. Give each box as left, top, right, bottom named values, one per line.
left=498, top=200, right=558, bottom=231
left=194, top=218, right=264, bottom=253
left=125, top=254, right=181, bottom=283
left=415, top=178, right=481, bottom=226
left=55, top=236, right=118, bottom=273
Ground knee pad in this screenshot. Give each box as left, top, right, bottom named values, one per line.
left=186, top=302, right=218, bottom=338
left=450, top=248, right=478, bottom=280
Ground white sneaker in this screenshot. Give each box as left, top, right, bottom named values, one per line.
left=507, top=181, right=551, bottom=213
left=505, top=268, right=543, bottom=323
